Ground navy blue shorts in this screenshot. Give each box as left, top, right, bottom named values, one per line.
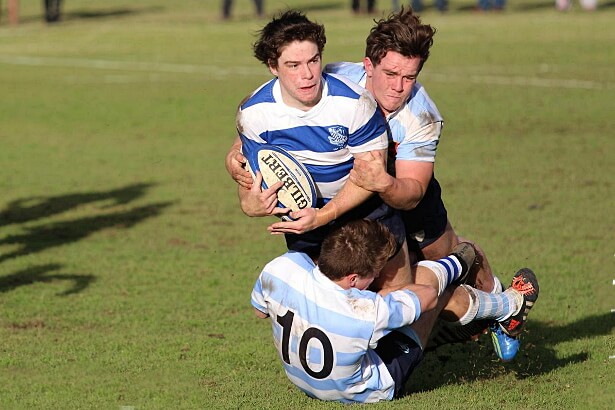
left=375, top=331, right=424, bottom=398
left=285, top=195, right=406, bottom=259
left=402, top=175, right=448, bottom=251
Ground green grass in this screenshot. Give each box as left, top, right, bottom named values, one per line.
left=1, top=1, right=614, bottom=408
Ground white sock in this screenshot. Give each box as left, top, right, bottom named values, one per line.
left=417, top=256, right=463, bottom=296
left=491, top=276, right=503, bottom=294
left=455, top=285, right=479, bottom=326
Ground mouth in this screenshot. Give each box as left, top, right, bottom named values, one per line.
left=299, top=84, right=316, bottom=92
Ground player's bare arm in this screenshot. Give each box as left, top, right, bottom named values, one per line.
left=380, top=159, right=433, bottom=211
left=225, top=136, right=254, bottom=189
left=348, top=150, right=390, bottom=192
left=267, top=149, right=385, bottom=235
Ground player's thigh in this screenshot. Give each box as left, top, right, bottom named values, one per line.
left=372, top=240, right=413, bottom=293
left=420, top=220, right=458, bottom=261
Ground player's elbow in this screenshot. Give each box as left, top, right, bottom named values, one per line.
left=381, top=179, right=425, bottom=211
left=420, top=286, right=438, bottom=312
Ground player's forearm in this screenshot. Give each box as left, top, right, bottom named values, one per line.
left=379, top=176, right=425, bottom=211
left=316, top=181, right=373, bottom=227
left=254, top=308, right=269, bottom=319
left=225, top=137, right=243, bottom=177
left=237, top=186, right=263, bottom=217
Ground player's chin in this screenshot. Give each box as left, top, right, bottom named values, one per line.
left=383, top=97, right=403, bottom=112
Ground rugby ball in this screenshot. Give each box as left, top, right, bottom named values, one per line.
left=243, top=144, right=317, bottom=219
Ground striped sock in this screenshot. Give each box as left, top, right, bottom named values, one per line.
left=417, top=256, right=463, bottom=296
left=463, top=285, right=523, bottom=322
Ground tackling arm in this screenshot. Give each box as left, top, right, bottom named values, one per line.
left=380, top=160, right=433, bottom=210
left=350, top=152, right=433, bottom=211
left=267, top=148, right=386, bottom=234
left=315, top=148, right=386, bottom=226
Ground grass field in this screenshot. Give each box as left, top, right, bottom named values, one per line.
left=1, top=0, right=614, bottom=408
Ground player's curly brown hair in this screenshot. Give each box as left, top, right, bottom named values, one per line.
left=318, top=219, right=397, bottom=281
left=365, top=7, right=436, bottom=71
left=253, top=10, right=326, bottom=69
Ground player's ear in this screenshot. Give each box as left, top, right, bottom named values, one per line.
left=348, top=273, right=358, bottom=287
left=364, top=57, right=374, bottom=77
left=268, top=61, right=279, bottom=77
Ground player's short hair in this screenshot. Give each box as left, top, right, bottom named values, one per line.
left=365, top=7, right=435, bottom=71
left=318, top=219, right=397, bottom=281
left=253, top=10, right=326, bottom=69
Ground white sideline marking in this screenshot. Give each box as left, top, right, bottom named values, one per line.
left=0, top=55, right=264, bottom=77
left=1, top=55, right=614, bottom=90
left=427, top=72, right=615, bottom=91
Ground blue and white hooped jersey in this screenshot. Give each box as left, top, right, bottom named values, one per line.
left=251, top=251, right=421, bottom=403
left=237, top=72, right=388, bottom=207
left=324, top=62, right=443, bottom=163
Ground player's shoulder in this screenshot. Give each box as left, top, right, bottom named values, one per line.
left=323, top=71, right=369, bottom=99
left=407, top=82, right=440, bottom=113
left=264, top=251, right=316, bottom=275
left=348, top=287, right=379, bottom=303
left=240, top=79, right=276, bottom=110
left=323, top=72, right=379, bottom=119
left=324, top=61, right=366, bottom=84
left=392, top=81, right=443, bottom=124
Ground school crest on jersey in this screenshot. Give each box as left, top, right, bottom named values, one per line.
left=327, top=126, right=347, bottom=148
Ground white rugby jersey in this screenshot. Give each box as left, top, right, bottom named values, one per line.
left=251, top=251, right=421, bottom=403
left=324, top=62, right=443, bottom=163
left=237, top=72, right=388, bottom=207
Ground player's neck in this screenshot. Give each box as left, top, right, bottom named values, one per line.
left=334, top=277, right=352, bottom=290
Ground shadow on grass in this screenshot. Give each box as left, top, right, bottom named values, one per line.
left=63, top=6, right=163, bottom=21
left=0, top=201, right=173, bottom=264
left=0, top=263, right=94, bottom=296
left=406, top=313, right=612, bottom=393
left=0, top=184, right=176, bottom=294
left=0, top=183, right=154, bottom=227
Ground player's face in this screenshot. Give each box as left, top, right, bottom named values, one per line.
left=269, top=41, right=323, bottom=111
left=364, top=51, right=422, bottom=116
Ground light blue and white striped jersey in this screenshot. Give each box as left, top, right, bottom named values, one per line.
left=237, top=72, right=388, bottom=207
left=324, top=62, right=443, bottom=163
left=251, top=251, right=422, bottom=403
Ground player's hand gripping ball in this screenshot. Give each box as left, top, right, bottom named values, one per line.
left=243, top=144, right=317, bottom=220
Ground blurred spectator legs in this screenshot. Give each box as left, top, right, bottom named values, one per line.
left=411, top=0, right=448, bottom=12
left=476, top=0, right=506, bottom=11
left=222, top=0, right=264, bottom=20
left=352, top=0, right=376, bottom=14
left=1, top=0, right=20, bottom=25
left=44, top=0, right=62, bottom=23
